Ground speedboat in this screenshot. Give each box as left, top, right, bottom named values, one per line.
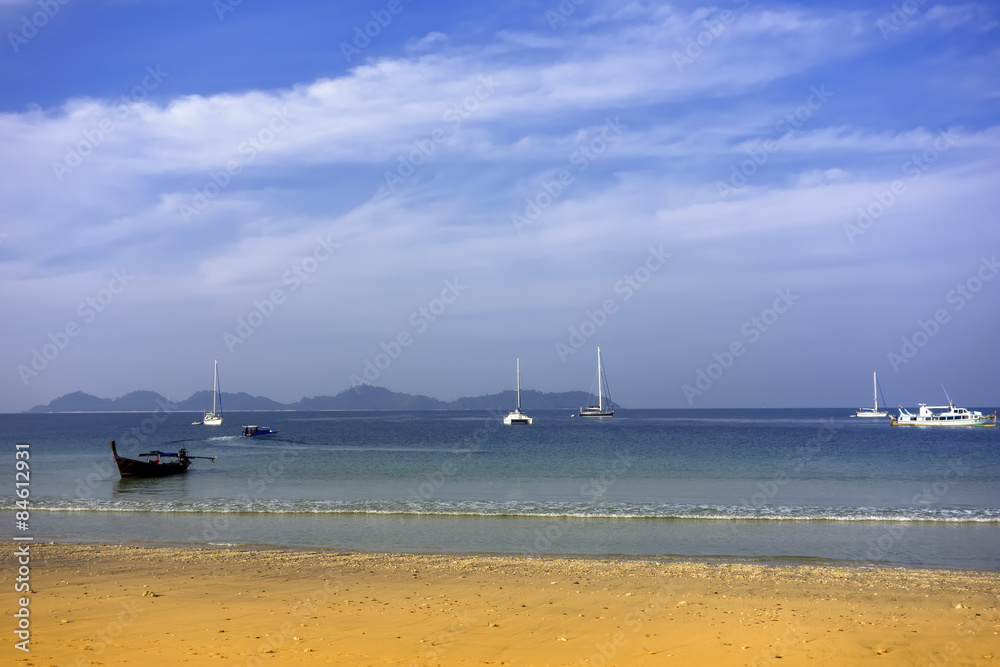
left=241, top=425, right=279, bottom=437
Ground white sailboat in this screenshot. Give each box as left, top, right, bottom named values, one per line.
left=579, top=347, right=614, bottom=417
left=202, top=360, right=223, bottom=426
left=852, top=371, right=888, bottom=418
left=503, top=357, right=532, bottom=425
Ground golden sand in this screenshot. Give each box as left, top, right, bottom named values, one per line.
left=2, top=543, right=997, bottom=666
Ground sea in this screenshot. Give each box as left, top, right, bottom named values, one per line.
left=4, top=409, right=999, bottom=571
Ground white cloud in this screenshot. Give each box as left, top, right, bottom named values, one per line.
left=2, top=1, right=999, bottom=410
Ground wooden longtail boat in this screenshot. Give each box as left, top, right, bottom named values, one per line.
left=109, top=440, right=215, bottom=477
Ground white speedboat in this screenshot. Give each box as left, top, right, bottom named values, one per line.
left=503, top=357, right=532, bottom=425
left=579, top=347, right=614, bottom=417
left=891, top=388, right=996, bottom=427
left=202, top=360, right=223, bottom=426
left=852, top=371, right=888, bottom=418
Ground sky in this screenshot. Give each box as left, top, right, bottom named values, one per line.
left=1, top=0, right=999, bottom=412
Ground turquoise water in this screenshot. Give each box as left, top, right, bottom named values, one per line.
left=4, top=409, right=999, bottom=569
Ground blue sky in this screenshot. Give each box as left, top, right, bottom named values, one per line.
left=2, top=0, right=999, bottom=412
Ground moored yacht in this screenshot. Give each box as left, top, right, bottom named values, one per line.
left=579, top=347, right=614, bottom=417
left=852, top=371, right=888, bottom=418
left=503, top=357, right=532, bottom=425
left=203, top=359, right=223, bottom=426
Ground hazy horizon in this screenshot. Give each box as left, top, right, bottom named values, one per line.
left=3, top=1, right=998, bottom=413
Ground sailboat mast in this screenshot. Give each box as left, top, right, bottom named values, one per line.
left=516, top=357, right=521, bottom=411
left=597, top=347, right=603, bottom=411
left=212, top=359, right=219, bottom=415
left=873, top=371, right=878, bottom=411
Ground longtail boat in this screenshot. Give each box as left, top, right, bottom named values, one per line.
left=110, top=440, right=215, bottom=477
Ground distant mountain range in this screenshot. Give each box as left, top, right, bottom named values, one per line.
left=26, top=385, right=606, bottom=413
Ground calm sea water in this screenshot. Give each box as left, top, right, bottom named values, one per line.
left=4, top=409, right=998, bottom=570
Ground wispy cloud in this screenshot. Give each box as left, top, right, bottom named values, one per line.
left=1, top=1, right=998, bottom=410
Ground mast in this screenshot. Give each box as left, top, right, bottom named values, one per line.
left=516, top=357, right=521, bottom=411
left=941, top=384, right=953, bottom=407
left=213, top=360, right=220, bottom=415
left=597, top=347, right=603, bottom=411
left=873, top=371, right=878, bottom=411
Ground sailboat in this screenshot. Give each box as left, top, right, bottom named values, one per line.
left=852, top=371, right=888, bottom=418
left=202, top=360, right=223, bottom=426
left=503, top=357, right=532, bottom=425
left=579, top=347, right=614, bottom=417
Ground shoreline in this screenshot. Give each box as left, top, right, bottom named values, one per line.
left=24, top=535, right=1000, bottom=573
left=4, top=543, right=997, bottom=665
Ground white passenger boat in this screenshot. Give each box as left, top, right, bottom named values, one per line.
left=891, top=388, right=996, bottom=427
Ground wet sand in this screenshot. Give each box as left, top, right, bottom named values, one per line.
left=2, top=543, right=998, bottom=666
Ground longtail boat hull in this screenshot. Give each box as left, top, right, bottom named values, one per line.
left=110, top=440, right=191, bottom=477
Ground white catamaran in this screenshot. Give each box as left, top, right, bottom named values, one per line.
left=579, top=347, right=614, bottom=417
left=503, top=357, right=532, bottom=425
left=852, top=371, right=888, bottom=418
left=202, top=360, right=223, bottom=426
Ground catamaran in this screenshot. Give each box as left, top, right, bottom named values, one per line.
left=891, top=386, right=996, bottom=427
left=203, top=360, right=223, bottom=426
left=579, top=347, right=614, bottom=417
left=852, top=371, right=888, bottom=418
left=503, top=357, right=532, bottom=425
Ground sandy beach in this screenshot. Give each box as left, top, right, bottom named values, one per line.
left=3, top=543, right=997, bottom=666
